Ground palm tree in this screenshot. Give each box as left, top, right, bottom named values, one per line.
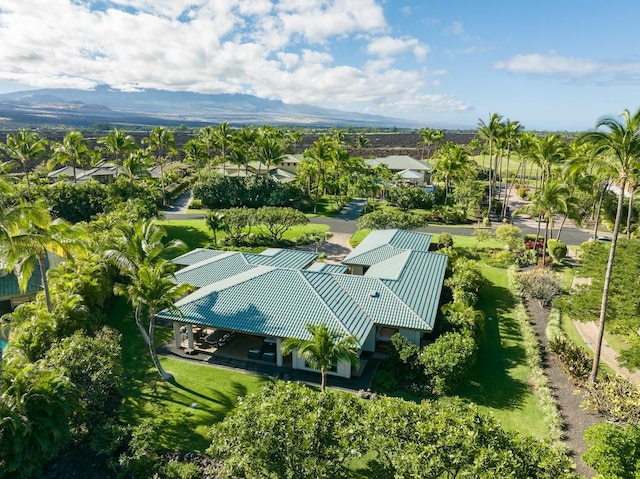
left=105, top=219, right=187, bottom=342
left=431, top=142, right=472, bottom=205
left=476, top=113, right=504, bottom=217
left=0, top=206, right=86, bottom=312
left=121, top=150, right=152, bottom=196
left=115, top=260, right=190, bottom=380
left=196, top=125, right=217, bottom=173
left=143, top=126, right=177, bottom=206
left=354, top=133, right=370, bottom=149
left=301, top=136, right=333, bottom=212
left=500, top=119, right=524, bottom=218
left=579, top=108, right=640, bottom=382
left=514, top=180, right=570, bottom=267
left=104, top=218, right=187, bottom=274
left=182, top=139, right=208, bottom=181
left=1, top=129, right=48, bottom=194
left=214, top=121, right=233, bottom=176
left=48, top=131, right=90, bottom=183
left=417, top=128, right=444, bottom=160
left=204, top=210, right=227, bottom=247
left=281, top=323, right=359, bottom=392
left=97, top=128, right=137, bottom=166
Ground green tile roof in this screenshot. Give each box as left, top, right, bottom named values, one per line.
left=306, top=263, right=349, bottom=274
left=0, top=270, right=42, bottom=300
left=160, top=267, right=374, bottom=346
left=342, top=229, right=432, bottom=265
left=161, top=229, right=447, bottom=343
left=173, top=248, right=227, bottom=266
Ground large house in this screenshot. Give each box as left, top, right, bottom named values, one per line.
left=157, top=229, right=448, bottom=379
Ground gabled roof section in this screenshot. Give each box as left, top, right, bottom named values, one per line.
left=173, top=249, right=317, bottom=288
left=397, top=169, right=424, bottom=180
left=366, top=155, right=431, bottom=172
left=174, top=253, right=254, bottom=288
left=173, top=248, right=227, bottom=267
left=374, top=250, right=448, bottom=330
left=306, top=262, right=349, bottom=274
left=161, top=267, right=373, bottom=346
left=342, top=229, right=432, bottom=266
left=48, top=165, right=87, bottom=179
left=0, top=270, right=42, bottom=300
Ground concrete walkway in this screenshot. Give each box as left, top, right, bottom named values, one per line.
left=574, top=320, right=640, bottom=384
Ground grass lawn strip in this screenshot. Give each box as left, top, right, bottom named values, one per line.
left=110, top=299, right=270, bottom=453
left=453, top=264, right=548, bottom=439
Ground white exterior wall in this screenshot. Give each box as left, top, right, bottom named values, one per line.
left=291, top=351, right=352, bottom=379
left=362, top=327, right=376, bottom=352
left=399, top=328, right=422, bottom=346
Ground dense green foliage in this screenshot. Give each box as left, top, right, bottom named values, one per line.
left=387, top=186, right=434, bottom=211
left=208, top=382, right=575, bottom=479
left=193, top=174, right=305, bottom=209
left=358, top=209, right=425, bottom=230
left=512, top=268, right=562, bottom=307
left=584, top=422, right=640, bottom=478
left=209, top=382, right=366, bottom=479
left=562, top=239, right=640, bottom=370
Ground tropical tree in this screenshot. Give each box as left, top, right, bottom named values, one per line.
left=514, top=180, right=571, bottom=267
left=97, top=128, right=137, bottom=166
left=0, top=205, right=86, bottom=312
left=1, top=129, right=48, bottom=194
left=49, top=131, right=90, bottom=183
left=214, top=121, right=233, bottom=176
left=196, top=125, right=217, bottom=172
left=115, top=260, right=190, bottom=380
left=105, top=219, right=187, bottom=343
left=431, top=142, right=473, bottom=205
left=120, top=150, right=152, bottom=196
left=579, top=108, right=640, bottom=382
left=143, top=126, right=177, bottom=206
left=204, top=210, right=228, bottom=247
left=418, top=127, right=445, bottom=160
left=476, top=113, right=504, bottom=216
left=500, top=119, right=524, bottom=217
left=281, top=323, right=359, bottom=392
left=300, top=136, right=333, bottom=212
left=182, top=138, right=208, bottom=181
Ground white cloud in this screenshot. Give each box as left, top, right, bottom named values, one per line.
left=367, top=36, right=429, bottom=61
left=0, top=0, right=469, bottom=117
left=494, top=53, right=600, bottom=76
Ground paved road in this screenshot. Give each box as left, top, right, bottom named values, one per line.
left=309, top=198, right=366, bottom=234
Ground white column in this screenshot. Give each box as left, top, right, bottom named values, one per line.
left=187, top=324, right=195, bottom=349
left=276, top=338, right=283, bottom=366
left=173, top=322, right=182, bottom=348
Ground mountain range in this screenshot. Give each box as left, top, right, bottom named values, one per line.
left=0, top=87, right=464, bottom=130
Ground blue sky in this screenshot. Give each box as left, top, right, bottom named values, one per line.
left=1, top=0, right=639, bottom=131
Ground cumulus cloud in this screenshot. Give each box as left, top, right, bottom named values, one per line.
left=0, top=0, right=468, bottom=116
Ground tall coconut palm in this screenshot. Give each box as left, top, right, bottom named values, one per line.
left=418, top=128, right=444, bottom=160
left=1, top=129, right=48, bottom=194
left=121, top=150, right=152, bottom=196
left=302, top=136, right=333, bottom=212
left=196, top=125, right=217, bottom=173
left=115, top=260, right=190, bottom=380
left=432, top=142, right=472, bottom=205
left=48, top=131, right=90, bottom=183
left=514, top=180, right=570, bottom=267
left=0, top=206, right=86, bottom=312
left=500, top=119, right=524, bottom=218
left=105, top=219, right=187, bottom=342
left=97, top=128, right=137, bottom=166
left=476, top=113, right=504, bottom=217
left=182, top=139, right=208, bottom=181
left=281, top=323, right=360, bottom=392
left=214, top=121, right=233, bottom=176
left=143, top=126, right=177, bottom=206
left=579, top=108, right=640, bottom=382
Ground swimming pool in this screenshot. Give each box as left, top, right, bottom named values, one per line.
left=0, top=340, right=6, bottom=351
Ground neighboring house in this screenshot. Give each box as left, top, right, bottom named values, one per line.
left=366, top=155, right=433, bottom=186
left=0, top=268, right=42, bottom=313
left=47, top=165, right=88, bottom=182
left=76, top=162, right=122, bottom=184
left=279, top=153, right=302, bottom=174
left=158, top=229, right=448, bottom=380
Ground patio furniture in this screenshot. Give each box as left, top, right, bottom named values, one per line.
left=248, top=348, right=262, bottom=360
left=262, top=351, right=276, bottom=363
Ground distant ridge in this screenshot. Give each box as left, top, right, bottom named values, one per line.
left=0, top=87, right=464, bottom=129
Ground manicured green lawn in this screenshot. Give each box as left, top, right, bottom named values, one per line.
left=156, top=218, right=329, bottom=250
left=110, top=299, right=271, bottom=452
left=453, top=265, right=548, bottom=439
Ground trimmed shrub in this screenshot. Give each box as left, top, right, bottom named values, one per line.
left=512, top=268, right=562, bottom=307
left=547, top=239, right=568, bottom=261
left=548, top=335, right=591, bottom=381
